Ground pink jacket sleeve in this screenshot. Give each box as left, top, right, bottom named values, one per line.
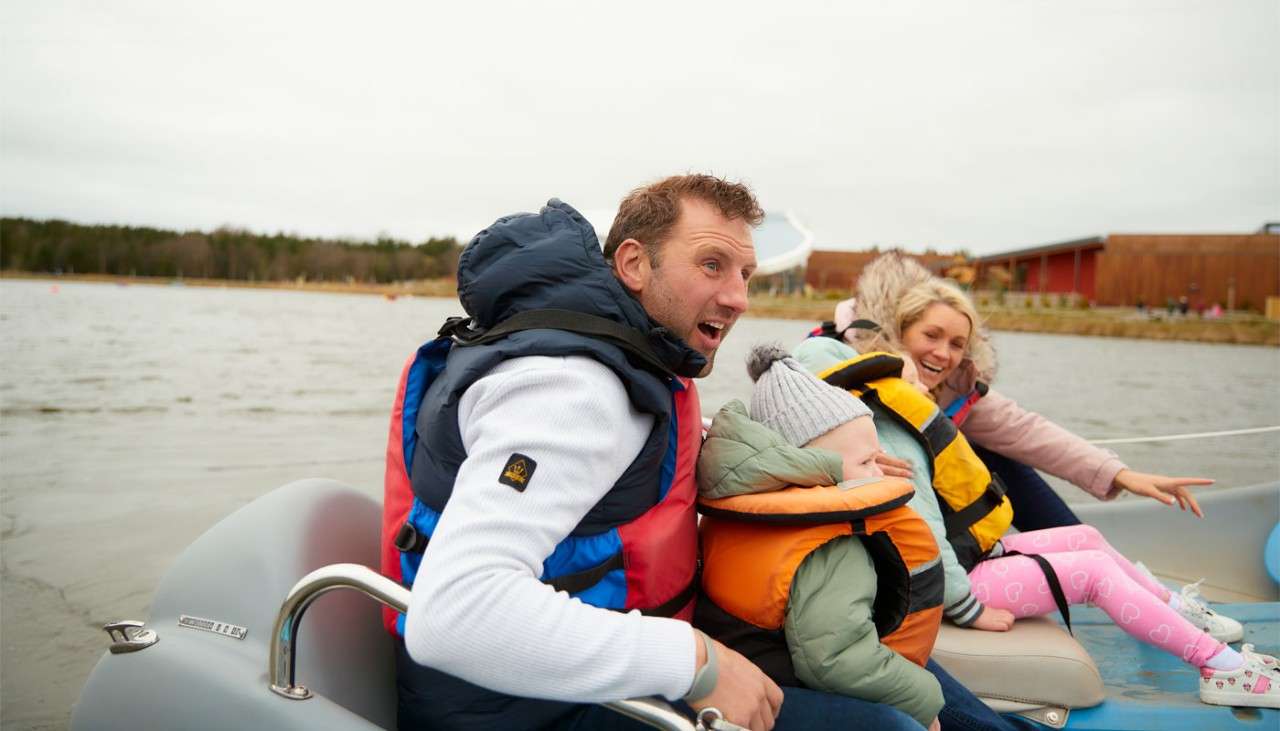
left=960, top=388, right=1127, bottom=500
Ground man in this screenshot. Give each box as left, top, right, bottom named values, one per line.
left=381, top=175, right=927, bottom=730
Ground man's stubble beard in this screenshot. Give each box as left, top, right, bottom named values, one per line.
left=696, top=349, right=717, bottom=378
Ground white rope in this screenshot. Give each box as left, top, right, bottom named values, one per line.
left=1087, top=425, right=1280, bottom=445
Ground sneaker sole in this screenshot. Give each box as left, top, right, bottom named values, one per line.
left=1201, top=690, right=1280, bottom=709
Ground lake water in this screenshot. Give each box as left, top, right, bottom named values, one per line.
left=2, top=279, right=1278, bottom=729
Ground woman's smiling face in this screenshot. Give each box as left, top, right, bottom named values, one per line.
left=900, top=302, right=972, bottom=390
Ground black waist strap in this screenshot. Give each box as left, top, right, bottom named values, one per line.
left=545, top=552, right=625, bottom=595
left=999, top=549, right=1072, bottom=634
left=395, top=522, right=694, bottom=618
left=943, top=474, right=1008, bottom=539
left=640, top=575, right=698, bottom=618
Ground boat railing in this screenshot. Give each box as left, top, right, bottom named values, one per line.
left=268, top=563, right=701, bottom=731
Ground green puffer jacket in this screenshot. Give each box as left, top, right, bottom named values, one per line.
left=698, top=400, right=944, bottom=728
left=792, top=337, right=984, bottom=627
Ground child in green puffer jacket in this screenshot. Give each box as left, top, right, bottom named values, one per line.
left=695, top=345, right=944, bottom=730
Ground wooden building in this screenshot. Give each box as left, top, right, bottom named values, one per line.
left=804, top=250, right=955, bottom=292
left=973, top=233, right=1279, bottom=312
left=1094, top=234, right=1279, bottom=312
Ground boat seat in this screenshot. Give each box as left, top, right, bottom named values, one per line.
left=931, top=617, right=1105, bottom=728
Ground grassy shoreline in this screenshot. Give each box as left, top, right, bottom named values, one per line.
left=747, top=295, right=1280, bottom=347
left=2, top=270, right=458, bottom=298
left=7, top=271, right=1277, bottom=346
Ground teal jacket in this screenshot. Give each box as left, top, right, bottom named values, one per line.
left=792, top=337, right=983, bottom=626
left=698, top=400, right=945, bottom=728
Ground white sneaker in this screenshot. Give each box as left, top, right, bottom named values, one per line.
left=1176, top=579, right=1245, bottom=643
left=1133, top=560, right=1162, bottom=585
left=1200, top=644, right=1280, bottom=708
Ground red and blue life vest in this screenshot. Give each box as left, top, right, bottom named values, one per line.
left=380, top=319, right=703, bottom=635
left=377, top=199, right=709, bottom=729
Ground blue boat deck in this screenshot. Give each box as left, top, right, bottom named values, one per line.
left=1064, top=602, right=1279, bottom=730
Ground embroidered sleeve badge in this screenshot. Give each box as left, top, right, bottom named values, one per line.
left=499, top=453, right=536, bottom=491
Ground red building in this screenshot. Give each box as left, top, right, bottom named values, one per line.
left=973, top=237, right=1105, bottom=300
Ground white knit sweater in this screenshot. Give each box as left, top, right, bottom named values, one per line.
left=403, top=354, right=697, bottom=702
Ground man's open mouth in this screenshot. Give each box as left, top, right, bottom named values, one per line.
left=697, top=321, right=726, bottom=342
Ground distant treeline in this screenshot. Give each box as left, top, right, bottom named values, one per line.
left=0, top=217, right=465, bottom=282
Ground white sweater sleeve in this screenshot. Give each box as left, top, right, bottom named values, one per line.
left=402, top=355, right=697, bottom=703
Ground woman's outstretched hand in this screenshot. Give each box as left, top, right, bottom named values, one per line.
left=1111, top=469, right=1212, bottom=518
left=875, top=452, right=914, bottom=479
left=970, top=606, right=1014, bottom=632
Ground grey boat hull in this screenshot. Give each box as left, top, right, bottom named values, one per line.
left=71, top=479, right=1280, bottom=730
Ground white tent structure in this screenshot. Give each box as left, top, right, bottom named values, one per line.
left=752, top=211, right=813, bottom=276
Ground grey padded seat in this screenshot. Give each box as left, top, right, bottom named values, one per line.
left=931, top=617, right=1104, bottom=728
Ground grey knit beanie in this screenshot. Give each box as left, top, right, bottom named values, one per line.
left=747, top=344, right=872, bottom=447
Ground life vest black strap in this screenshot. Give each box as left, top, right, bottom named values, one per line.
left=550, top=555, right=697, bottom=618
left=395, top=520, right=626, bottom=596
left=545, top=552, right=626, bottom=595
left=395, top=525, right=617, bottom=596
left=908, top=559, right=946, bottom=614
left=943, top=474, right=1007, bottom=539
left=814, top=318, right=881, bottom=341
left=920, top=410, right=960, bottom=457
left=394, top=528, right=693, bottom=617
left=1000, top=550, right=1073, bottom=635
left=641, top=575, right=698, bottom=618
left=821, top=354, right=905, bottom=392
left=440, top=309, right=686, bottom=378
left=394, top=521, right=430, bottom=554
left=394, top=519, right=696, bottom=617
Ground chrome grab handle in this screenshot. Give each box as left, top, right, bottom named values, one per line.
left=269, top=563, right=408, bottom=700
left=268, top=563, right=697, bottom=731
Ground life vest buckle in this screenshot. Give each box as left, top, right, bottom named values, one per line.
left=437, top=316, right=486, bottom=342
left=393, top=522, right=429, bottom=554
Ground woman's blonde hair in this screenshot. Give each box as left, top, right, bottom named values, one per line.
left=847, top=252, right=997, bottom=386
left=895, top=278, right=983, bottom=345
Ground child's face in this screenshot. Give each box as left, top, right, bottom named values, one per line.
left=805, top=417, right=884, bottom=481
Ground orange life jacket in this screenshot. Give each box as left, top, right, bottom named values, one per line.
left=696, top=477, right=943, bottom=677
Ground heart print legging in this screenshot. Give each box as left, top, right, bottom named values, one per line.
left=966, top=524, right=1223, bottom=667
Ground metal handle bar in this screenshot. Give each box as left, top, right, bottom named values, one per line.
left=268, top=563, right=696, bottom=730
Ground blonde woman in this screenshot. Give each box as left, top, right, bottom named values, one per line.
left=807, top=252, right=1235, bottom=641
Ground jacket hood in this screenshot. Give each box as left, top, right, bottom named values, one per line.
left=839, top=252, right=997, bottom=387
left=456, top=199, right=705, bottom=375
left=697, top=400, right=845, bottom=501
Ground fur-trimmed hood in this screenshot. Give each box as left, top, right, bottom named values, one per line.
left=833, top=252, right=998, bottom=389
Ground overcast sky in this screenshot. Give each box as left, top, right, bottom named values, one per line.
left=2, top=1, right=1276, bottom=255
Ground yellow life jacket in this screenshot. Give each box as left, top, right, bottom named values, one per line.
left=697, top=477, right=943, bottom=673
left=816, top=351, right=1013, bottom=571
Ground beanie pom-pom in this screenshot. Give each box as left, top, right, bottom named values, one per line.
left=746, top=344, right=791, bottom=382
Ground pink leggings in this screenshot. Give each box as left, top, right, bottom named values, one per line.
left=967, top=525, right=1223, bottom=667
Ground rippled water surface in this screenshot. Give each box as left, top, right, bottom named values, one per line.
left=1, top=279, right=1278, bottom=729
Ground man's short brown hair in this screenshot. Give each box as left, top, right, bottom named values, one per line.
left=603, top=174, right=764, bottom=264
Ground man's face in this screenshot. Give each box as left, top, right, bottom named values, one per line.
left=619, top=198, right=757, bottom=377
